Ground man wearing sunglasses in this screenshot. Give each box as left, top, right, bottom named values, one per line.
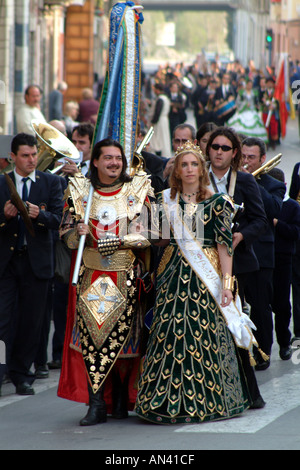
left=206, top=127, right=268, bottom=409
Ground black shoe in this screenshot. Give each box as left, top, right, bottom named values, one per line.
left=35, top=365, right=49, bottom=379
left=47, top=360, right=62, bottom=370
left=249, top=395, right=266, bottom=409
left=279, top=345, right=292, bottom=361
left=16, top=382, right=35, bottom=396
left=79, top=385, right=107, bottom=426
left=255, top=358, right=270, bottom=371
left=80, top=405, right=107, bottom=426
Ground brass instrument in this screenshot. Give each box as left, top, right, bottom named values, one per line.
left=130, top=126, right=154, bottom=176
left=31, top=120, right=80, bottom=173
left=252, top=153, right=282, bottom=178
left=4, top=173, right=35, bottom=237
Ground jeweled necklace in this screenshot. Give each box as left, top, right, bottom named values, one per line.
left=182, top=191, right=199, bottom=201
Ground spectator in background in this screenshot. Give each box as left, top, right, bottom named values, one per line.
left=63, top=101, right=79, bottom=139
left=78, top=88, right=99, bottom=124
left=15, top=85, right=47, bottom=136
left=167, top=81, right=187, bottom=139
left=48, top=82, right=68, bottom=121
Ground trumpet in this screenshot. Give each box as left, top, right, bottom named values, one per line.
left=252, top=153, right=282, bottom=178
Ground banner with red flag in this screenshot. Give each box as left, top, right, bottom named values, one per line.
left=274, top=56, right=289, bottom=138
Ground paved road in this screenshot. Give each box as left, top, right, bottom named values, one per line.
left=0, top=116, right=299, bottom=452
left=1, top=340, right=300, bottom=451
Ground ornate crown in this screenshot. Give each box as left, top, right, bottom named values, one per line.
left=174, top=140, right=205, bottom=161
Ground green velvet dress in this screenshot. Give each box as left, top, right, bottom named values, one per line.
left=135, top=193, right=251, bottom=424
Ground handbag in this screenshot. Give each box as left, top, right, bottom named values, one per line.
left=54, top=239, right=72, bottom=284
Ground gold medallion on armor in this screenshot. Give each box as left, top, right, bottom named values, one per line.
left=80, top=275, right=126, bottom=326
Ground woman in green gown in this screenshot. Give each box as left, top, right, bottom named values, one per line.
left=135, top=141, right=256, bottom=424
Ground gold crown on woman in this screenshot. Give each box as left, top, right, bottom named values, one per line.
left=174, top=140, right=205, bottom=161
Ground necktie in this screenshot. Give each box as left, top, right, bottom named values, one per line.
left=17, top=177, right=29, bottom=249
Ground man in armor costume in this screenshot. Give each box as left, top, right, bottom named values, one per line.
left=58, top=138, right=155, bottom=425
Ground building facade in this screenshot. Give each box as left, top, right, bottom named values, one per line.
left=0, top=0, right=109, bottom=135
left=270, top=0, right=300, bottom=67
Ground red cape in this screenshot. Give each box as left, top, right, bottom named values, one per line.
left=57, top=252, right=140, bottom=411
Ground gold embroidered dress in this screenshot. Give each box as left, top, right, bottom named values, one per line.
left=135, top=192, right=251, bottom=424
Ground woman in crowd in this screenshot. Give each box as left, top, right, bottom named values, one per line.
left=135, top=141, right=256, bottom=424
left=227, top=79, right=268, bottom=143
left=196, top=121, right=218, bottom=156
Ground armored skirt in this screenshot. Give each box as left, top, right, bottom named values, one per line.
left=135, top=193, right=251, bottom=424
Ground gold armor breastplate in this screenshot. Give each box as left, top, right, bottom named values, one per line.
left=66, top=173, right=153, bottom=223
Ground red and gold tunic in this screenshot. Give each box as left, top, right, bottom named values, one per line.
left=58, top=173, right=154, bottom=406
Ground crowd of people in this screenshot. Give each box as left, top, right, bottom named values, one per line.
left=0, top=56, right=300, bottom=427
left=140, top=56, right=293, bottom=155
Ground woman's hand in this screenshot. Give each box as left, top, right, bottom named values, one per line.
left=221, top=288, right=233, bottom=307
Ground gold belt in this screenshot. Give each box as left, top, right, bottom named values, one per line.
left=83, top=247, right=136, bottom=271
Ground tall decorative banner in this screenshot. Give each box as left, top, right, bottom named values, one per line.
left=93, top=1, right=144, bottom=169
left=72, top=1, right=143, bottom=287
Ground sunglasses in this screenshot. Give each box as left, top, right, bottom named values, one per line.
left=211, top=144, right=233, bottom=152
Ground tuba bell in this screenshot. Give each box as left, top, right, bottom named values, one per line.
left=31, top=120, right=80, bottom=173
left=252, top=153, right=282, bottom=178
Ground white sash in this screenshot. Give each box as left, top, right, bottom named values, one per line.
left=162, top=189, right=257, bottom=352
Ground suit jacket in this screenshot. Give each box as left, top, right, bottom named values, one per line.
left=228, top=170, right=269, bottom=274
left=252, top=173, right=286, bottom=268
left=214, top=84, right=236, bottom=103
left=0, top=171, right=64, bottom=279
left=142, top=150, right=166, bottom=194
left=289, top=162, right=300, bottom=201
left=214, top=85, right=236, bottom=123
left=275, top=197, right=300, bottom=256
left=48, top=89, right=63, bottom=121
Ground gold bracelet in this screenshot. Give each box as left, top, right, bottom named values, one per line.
left=222, top=273, right=235, bottom=291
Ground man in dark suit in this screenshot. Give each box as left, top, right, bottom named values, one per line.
left=206, top=127, right=268, bottom=408
left=0, top=133, right=63, bottom=396
left=268, top=168, right=300, bottom=360
left=213, top=73, right=236, bottom=125
left=241, top=137, right=286, bottom=369
left=289, top=163, right=300, bottom=345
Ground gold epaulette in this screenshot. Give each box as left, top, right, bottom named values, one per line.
left=65, top=173, right=154, bottom=222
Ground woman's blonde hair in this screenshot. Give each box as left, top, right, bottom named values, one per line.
left=169, top=141, right=210, bottom=202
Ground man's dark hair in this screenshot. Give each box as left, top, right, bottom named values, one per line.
left=90, top=138, right=132, bottom=189
left=173, top=123, right=196, bottom=140
left=242, top=137, right=266, bottom=158
left=72, top=123, right=95, bottom=145
left=268, top=167, right=285, bottom=183
left=24, top=84, right=42, bottom=96
left=196, top=122, right=218, bottom=142
left=11, top=133, right=37, bottom=155
left=206, top=126, right=242, bottom=172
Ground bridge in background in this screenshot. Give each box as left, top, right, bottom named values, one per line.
left=140, top=0, right=238, bottom=12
